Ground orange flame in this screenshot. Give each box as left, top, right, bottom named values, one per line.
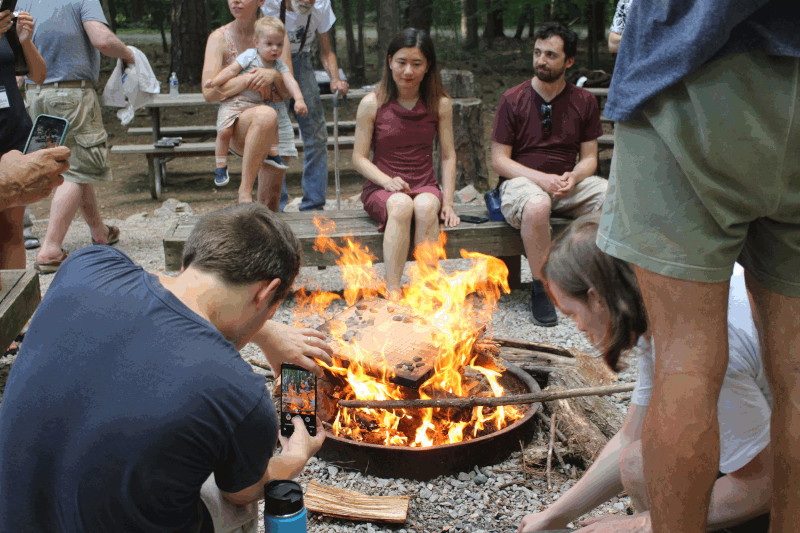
left=294, top=216, right=521, bottom=447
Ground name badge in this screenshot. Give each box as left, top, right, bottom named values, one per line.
left=0, top=87, right=10, bottom=109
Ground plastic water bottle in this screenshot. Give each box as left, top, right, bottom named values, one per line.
left=169, top=72, right=179, bottom=98
left=263, top=480, right=306, bottom=532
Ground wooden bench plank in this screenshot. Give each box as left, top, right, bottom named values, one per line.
left=127, top=121, right=357, bottom=138
left=164, top=207, right=572, bottom=290
left=0, top=270, right=41, bottom=352
left=597, top=134, right=614, bottom=148
left=111, top=136, right=356, bottom=157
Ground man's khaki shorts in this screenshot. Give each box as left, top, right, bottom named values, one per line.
left=597, top=50, right=800, bottom=297
left=26, top=86, right=112, bottom=184
left=499, top=175, right=608, bottom=230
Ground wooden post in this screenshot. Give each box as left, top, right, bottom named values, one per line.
left=434, top=97, right=488, bottom=191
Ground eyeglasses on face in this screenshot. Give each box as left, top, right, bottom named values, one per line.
left=540, top=104, right=552, bottom=136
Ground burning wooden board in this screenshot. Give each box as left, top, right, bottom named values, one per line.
left=317, top=298, right=440, bottom=389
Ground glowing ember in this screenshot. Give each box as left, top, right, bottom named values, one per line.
left=291, top=216, right=524, bottom=447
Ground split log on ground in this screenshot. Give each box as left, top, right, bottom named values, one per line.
left=548, top=367, right=626, bottom=440
left=337, top=382, right=634, bottom=409
left=545, top=390, right=609, bottom=467
left=304, top=480, right=409, bottom=523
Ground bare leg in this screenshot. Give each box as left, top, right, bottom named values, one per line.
left=256, top=162, right=286, bottom=212
left=519, top=196, right=552, bottom=279
left=79, top=184, right=110, bottom=243
left=37, top=181, right=82, bottom=263
left=0, top=206, right=26, bottom=269
left=745, top=273, right=800, bottom=532
left=383, top=193, right=413, bottom=296
left=619, top=440, right=650, bottom=512
left=635, top=266, right=729, bottom=533
left=412, top=193, right=441, bottom=248
left=215, top=127, right=233, bottom=168
left=231, top=106, right=277, bottom=203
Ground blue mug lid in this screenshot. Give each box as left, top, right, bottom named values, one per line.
left=264, top=480, right=304, bottom=516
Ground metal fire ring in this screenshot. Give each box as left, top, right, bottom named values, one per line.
left=318, top=363, right=540, bottom=480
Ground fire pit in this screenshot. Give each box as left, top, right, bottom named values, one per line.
left=291, top=218, right=539, bottom=479
left=318, top=363, right=540, bottom=480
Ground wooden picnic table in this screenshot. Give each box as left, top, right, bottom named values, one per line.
left=142, top=89, right=369, bottom=144
left=0, top=270, right=40, bottom=353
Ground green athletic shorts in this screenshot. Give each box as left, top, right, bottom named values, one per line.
left=597, top=50, right=800, bottom=297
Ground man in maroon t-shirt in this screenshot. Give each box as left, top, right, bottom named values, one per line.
left=491, top=22, right=607, bottom=327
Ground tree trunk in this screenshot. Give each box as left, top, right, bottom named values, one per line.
left=451, top=98, right=488, bottom=190
left=376, top=0, right=398, bottom=68
left=587, top=0, right=606, bottom=69
left=432, top=89, right=488, bottom=191
left=342, top=0, right=366, bottom=86
left=461, top=0, right=478, bottom=50
left=440, top=69, right=477, bottom=98
left=131, top=0, right=144, bottom=22
left=407, top=0, right=432, bottom=33
left=356, top=0, right=366, bottom=84
left=100, top=0, right=115, bottom=32
left=514, top=9, right=534, bottom=40
left=483, top=0, right=504, bottom=46
left=170, top=0, right=207, bottom=84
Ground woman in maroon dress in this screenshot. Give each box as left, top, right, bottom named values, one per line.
left=352, top=28, right=459, bottom=297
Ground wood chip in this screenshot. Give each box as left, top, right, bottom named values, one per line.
left=304, top=480, right=409, bottom=523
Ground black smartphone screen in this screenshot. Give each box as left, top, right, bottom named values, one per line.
left=24, top=115, right=68, bottom=154
left=0, top=0, right=18, bottom=14
left=460, top=214, right=489, bottom=224
left=280, top=363, right=317, bottom=437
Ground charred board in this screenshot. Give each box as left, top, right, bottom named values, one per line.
left=317, top=298, right=440, bottom=389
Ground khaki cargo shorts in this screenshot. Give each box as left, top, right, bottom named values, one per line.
left=597, top=50, right=800, bottom=297
left=499, top=175, right=608, bottom=230
left=26, top=86, right=112, bottom=183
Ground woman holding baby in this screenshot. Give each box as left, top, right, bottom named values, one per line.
left=202, top=0, right=289, bottom=209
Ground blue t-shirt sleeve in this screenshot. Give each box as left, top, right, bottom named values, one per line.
left=82, top=0, right=109, bottom=24
left=214, top=390, right=277, bottom=493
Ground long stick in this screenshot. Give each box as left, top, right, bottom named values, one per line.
left=337, top=383, right=634, bottom=410
left=546, top=412, right=556, bottom=490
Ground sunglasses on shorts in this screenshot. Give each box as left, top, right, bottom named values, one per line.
left=540, top=104, right=553, bottom=136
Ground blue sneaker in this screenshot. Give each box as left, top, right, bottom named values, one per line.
left=265, top=154, right=289, bottom=170
left=214, top=167, right=230, bottom=187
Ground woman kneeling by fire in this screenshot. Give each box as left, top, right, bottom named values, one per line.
left=518, top=213, right=773, bottom=533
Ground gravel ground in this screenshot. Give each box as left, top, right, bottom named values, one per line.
left=22, top=196, right=639, bottom=533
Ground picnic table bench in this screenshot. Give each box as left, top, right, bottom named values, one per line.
left=126, top=120, right=357, bottom=139
left=111, top=91, right=366, bottom=199
left=163, top=205, right=570, bottom=290
left=0, top=270, right=40, bottom=353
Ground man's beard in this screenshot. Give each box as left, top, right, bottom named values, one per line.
left=292, top=0, right=313, bottom=16
left=535, top=65, right=566, bottom=83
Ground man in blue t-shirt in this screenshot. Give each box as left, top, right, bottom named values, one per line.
left=0, top=204, right=330, bottom=532
left=597, top=2, right=800, bottom=531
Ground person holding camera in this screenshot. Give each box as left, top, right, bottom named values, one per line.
left=0, top=6, right=46, bottom=269
left=0, top=204, right=332, bottom=531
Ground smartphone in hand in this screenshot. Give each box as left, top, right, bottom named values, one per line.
left=24, top=114, right=69, bottom=154
left=280, top=363, right=317, bottom=437
left=0, top=0, right=18, bottom=14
